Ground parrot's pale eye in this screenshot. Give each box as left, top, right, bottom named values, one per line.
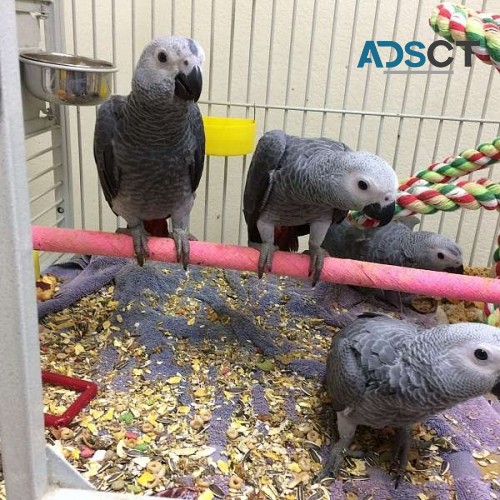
left=157, top=51, right=168, bottom=63
left=358, top=180, right=369, bottom=191
left=183, top=60, right=189, bottom=66
left=474, top=348, right=488, bottom=361
left=437, top=252, right=444, bottom=259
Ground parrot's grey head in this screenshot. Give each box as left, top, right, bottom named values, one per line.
left=133, top=35, right=204, bottom=102
left=432, top=323, right=500, bottom=398
left=418, top=232, right=464, bottom=274
left=336, top=152, right=398, bottom=226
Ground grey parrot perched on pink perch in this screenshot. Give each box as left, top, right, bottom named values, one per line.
left=94, top=35, right=205, bottom=268
left=243, top=131, right=399, bottom=285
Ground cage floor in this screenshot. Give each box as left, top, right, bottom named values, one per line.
left=1, top=259, right=498, bottom=499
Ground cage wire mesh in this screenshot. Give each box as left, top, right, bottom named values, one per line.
left=25, top=0, right=500, bottom=269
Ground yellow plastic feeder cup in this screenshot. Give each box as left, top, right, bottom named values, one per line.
left=202, top=116, right=256, bottom=156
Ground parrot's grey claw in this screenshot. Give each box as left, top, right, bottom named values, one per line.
left=257, top=242, right=277, bottom=278
left=314, top=454, right=342, bottom=484
left=308, top=247, right=328, bottom=286
left=172, top=228, right=190, bottom=270
left=117, top=226, right=150, bottom=266
left=390, top=427, right=411, bottom=489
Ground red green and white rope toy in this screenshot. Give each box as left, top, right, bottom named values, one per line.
left=429, top=3, right=500, bottom=71
left=348, top=136, right=500, bottom=227
left=347, top=135, right=500, bottom=324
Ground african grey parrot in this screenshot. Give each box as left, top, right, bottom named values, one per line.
left=243, top=131, right=398, bottom=285
left=322, top=216, right=463, bottom=305
left=94, top=35, right=205, bottom=267
left=319, top=312, right=500, bottom=486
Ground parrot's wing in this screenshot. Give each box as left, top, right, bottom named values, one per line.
left=327, top=315, right=418, bottom=411
left=326, top=335, right=368, bottom=412
left=187, top=104, right=205, bottom=192
left=397, top=216, right=420, bottom=231
left=323, top=220, right=367, bottom=258
left=243, top=130, right=287, bottom=242
left=93, top=96, right=126, bottom=209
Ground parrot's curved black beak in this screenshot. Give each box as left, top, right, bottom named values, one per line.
left=174, top=65, right=202, bottom=102
left=362, top=201, right=395, bottom=227
left=444, top=264, right=464, bottom=274
left=491, top=381, right=500, bottom=398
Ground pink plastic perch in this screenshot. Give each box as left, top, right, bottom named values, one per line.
left=32, top=225, right=500, bottom=304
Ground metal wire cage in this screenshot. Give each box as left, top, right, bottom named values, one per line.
left=21, top=0, right=500, bottom=271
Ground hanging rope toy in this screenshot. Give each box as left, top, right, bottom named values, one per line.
left=399, top=137, right=500, bottom=190
left=348, top=177, right=500, bottom=228
left=429, top=3, right=500, bottom=71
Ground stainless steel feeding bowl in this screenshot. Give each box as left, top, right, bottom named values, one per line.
left=19, top=52, right=118, bottom=106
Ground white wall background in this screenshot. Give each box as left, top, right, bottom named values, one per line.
left=26, top=0, right=500, bottom=266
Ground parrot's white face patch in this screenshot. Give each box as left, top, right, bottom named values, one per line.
left=424, top=244, right=463, bottom=271
left=453, top=341, right=500, bottom=377
left=339, top=152, right=398, bottom=210
left=347, top=172, right=397, bottom=210
left=134, top=35, right=204, bottom=94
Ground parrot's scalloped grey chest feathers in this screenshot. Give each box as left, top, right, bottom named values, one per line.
left=94, top=35, right=205, bottom=268
left=319, top=314, right=500, bottom=484
left=243, top=130, right=399, bottom=285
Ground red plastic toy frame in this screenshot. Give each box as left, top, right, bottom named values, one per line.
left=42, top=371, right=98, bottom=428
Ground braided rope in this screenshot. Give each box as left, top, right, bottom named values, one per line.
left=399, top=137, right=500, bottom=190
left=429, top=3, right=500, bottom=71
left=348, top=178, right=500, bottom=227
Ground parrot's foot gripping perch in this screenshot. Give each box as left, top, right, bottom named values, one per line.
left=116, top=225, right=150, bottom=266
left=307, top=247, right=328, bottom=287
left=249, top=241, right=278, bottom=279
left=172, top=227, right=191, bottom=270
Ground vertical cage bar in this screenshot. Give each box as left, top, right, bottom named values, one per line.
left=446, top=62, right=477, bottom=237
left=44, top=0, right=74, bottom=231
left=418, top=47, right=458, bottom=232
left=300, top=0, right=319, bottom=137
left=262, top=0, right=278, bottom=133
left=453, top=65, right=494, bottom=261
left=92, top=0, right=104, bottom=231
left=220, top=0, right=236, bottom=243
left=375, top=0, right=405, bottom=155
left=468, top=120, right=500, bottom=265
left=356, top=0, right=381, bottom=150
left=203, top=0, right=217, bottom=241
left=238, top=0, right=257, bottom=245
left=111, top=0, right=120, bottom=229
left=111, top=0, right=117, bottom=92
left=282, top=0, right=298, bottom=132
left=171, top=0, right=176, bottom=34
left=190, top=0, right=195, bottom=38
left=320, top=0, right=339, bottom=136
left=0, top=4, right=48, bottom=499
left=151, top=0, right=156, bottom=39
left=338, top=0, right=360, bottom=142
left=132, top=0, right=136, bottom=67
left=71, top=0, right=86, bottom=228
